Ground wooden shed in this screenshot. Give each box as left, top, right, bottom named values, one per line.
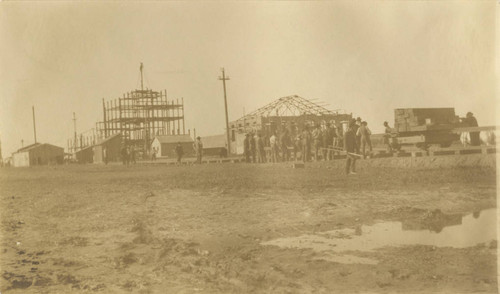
left=12, top=143, right=64, bottom=167
left=75, top=145, right=94, bottom=164
left=93, top=133, right=122, bottom=163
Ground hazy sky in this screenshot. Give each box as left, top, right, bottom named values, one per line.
left=0, top=1, right=497, bottom=156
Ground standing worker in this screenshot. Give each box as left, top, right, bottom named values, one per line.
left=463, top=112, right=480, bottom=146
left=130, top=145, right=136, bottom=164
left=250, top=132, right=257, bottom=163
left=312, top=125, right=322, bottom=161
left=103, top=146, right=108, bottom=165
left=280, top=128, right=291, bottom=162
left=332, top=124, right=339, bottom=148
left=383, top=121, right=393, bottom=153
left=174, top=142, right=184, bottom=164
left=357, top=121, right=373, bottom=159
left=256, top=133, right=266, bottom=163
left=293, top=133, right=301, bottom=161
left=243, top=134, right=251, bottom=163
left=344, top=122, right=358, bottom=175
left=354, top=117, right=362, bottom=154
left=301, top=126, right=312, bottom=162
left=193, top=136, right=203, bottom=164
left=323, top=123, right=333, bottom=160
left=269, top=132, right=279, bottom=163
left=121, top=145, right=129, bottom=165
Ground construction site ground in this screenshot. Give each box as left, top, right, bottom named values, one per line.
left=0, top=153, right=497, bottom=293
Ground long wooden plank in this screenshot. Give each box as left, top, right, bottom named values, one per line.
left=451, top=126, right=497, bottom=133
left=321, top=147, right=363, bottom=157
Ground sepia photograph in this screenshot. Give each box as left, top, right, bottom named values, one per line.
left=0, top=1, right=498, bottom=293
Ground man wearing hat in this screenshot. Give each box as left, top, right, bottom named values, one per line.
left=193, top=136, right=203, bottom=164
left=463, top=112, right=480, bottom=146
left=312, top=125, right=322, bottom=161
left=323, top=122, right=334, bottom=160
left=350, top=118, right=360, bottom=154
left=174, top=142, right=184, bottom=164
left=301, top=125, right=312, bottom=162
left=357, top=121, right=373, bottom=159
left=383, top=121, right=393, bottom=153
left=344, top=121, right=358, bottom=175
left=243, top=133, right=251, bottom=163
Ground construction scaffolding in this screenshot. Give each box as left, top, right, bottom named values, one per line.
left=96, top=89, right=186, bottom=153
left=65, top=64, right=188, bottom=159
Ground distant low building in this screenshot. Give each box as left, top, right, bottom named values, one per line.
left=12, top=143, right=64, bottom=167
left=201, top=134, right=228, bottom=157
left=75, top=145, right=94, bottom=164
left=151, top=134, right=194, bottom=158
left=94, top=133, right=122, bottom=163
left=74, top=133, right=123, bottom=164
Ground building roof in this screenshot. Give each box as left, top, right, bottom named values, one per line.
left=75, top=145, right=94, bottom=154
left=17, top=143, right=42, bottom=152
left=97, top=133, right=121, bottom=145
left=15, top=143, right=63, bottom=153
left=201, top=134, right=227, bottom=149
left=153, top=134, right=193, bottom=144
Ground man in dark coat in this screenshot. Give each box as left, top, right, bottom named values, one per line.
left=323, top=123, right=333, bottom=160
left=344, top=122, right=358, bottom=175
left=463, top=112, right=480, bottom=146
left=256, top=133, right=266, bottom=163
left=280, top=129, right=290, bottom=162
left=301, top=126, right=312, bottom=162
left=121, top=145, right=129, bottom=165
left=174, top=142, right=184, bottom=163
left=250, top=132, right=257, bottom=163
left=193, top=137, right=203, bottom=164
left=352, top=118, right=361, bottom=154
left=243, top=134, right=251, bottom=163
left=383, top=121, right=393, bottom=153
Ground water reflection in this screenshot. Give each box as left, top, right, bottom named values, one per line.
left=262, top=208, right=496, bottom=264
left=401, top=210, right=462, bottom=233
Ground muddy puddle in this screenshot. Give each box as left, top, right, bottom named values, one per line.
left=262, top=209, right=496, bottom=264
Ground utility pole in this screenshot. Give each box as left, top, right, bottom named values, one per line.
left=73, top=112, right=77, bottom=152
left=218, top=68, right=231, bottom=154
left=32, top=106, right=37, bottom=143
left=141, top=62, right=148, bottom=154
left=140, top=62, right=144, bottom=92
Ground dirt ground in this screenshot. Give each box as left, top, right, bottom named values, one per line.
left=0, top=154, right=497, bottom=293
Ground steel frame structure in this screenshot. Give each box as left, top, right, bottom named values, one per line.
left=229, top=95, right=352, bottom=139
left=243, top=95, right=338, bottom=118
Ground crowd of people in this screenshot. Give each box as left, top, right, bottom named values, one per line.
left=241, top=117, right=379, bottom=173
